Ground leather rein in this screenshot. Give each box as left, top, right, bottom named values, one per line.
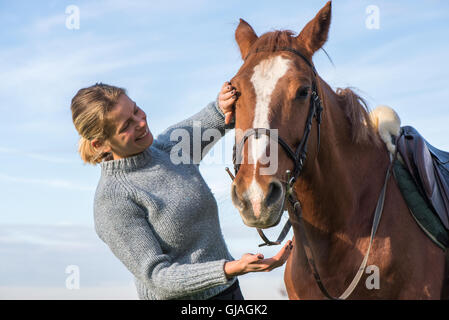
left=225, top=47, right=394, bottom=300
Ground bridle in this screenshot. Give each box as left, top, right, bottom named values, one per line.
left=226, top=46, right=394, bottom=300
left=231, top=47, right=324, bottom=245
left=234, top=47, right=323, bottom=186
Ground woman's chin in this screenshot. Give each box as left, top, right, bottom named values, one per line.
left=136, top=132, right=153, bottom=149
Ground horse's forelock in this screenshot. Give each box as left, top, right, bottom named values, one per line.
left=252, top=30, right=298, bottom=54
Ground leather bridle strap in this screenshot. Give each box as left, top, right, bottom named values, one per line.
left=234, top=128, right=297, bottom=174
left=232, top=47, right=323, bottom=247
left=289, top=156, right=394, bottom=300
left=235, top=46, right=322, bottom=181
left=227, top=45, right=394, bottom=299
left=256, top=219, right=292, bottom=246
left=245, top=46, right=318, bottom=76
left=233, top=87, right=322, bottom=185
left=233, top=124, right=317, bottom=248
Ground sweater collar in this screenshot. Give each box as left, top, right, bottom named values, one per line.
left=100, top=147, right=152, bottom=175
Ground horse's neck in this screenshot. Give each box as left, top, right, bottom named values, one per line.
left=293, top=88, right=390, bottom=247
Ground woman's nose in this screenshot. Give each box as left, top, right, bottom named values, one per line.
left=137, top=116, right=146, bottom=128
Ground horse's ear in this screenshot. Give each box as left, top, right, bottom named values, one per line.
left=296, top=1, right=332, bottom=56
left=235, top=19, right=258, bottom=60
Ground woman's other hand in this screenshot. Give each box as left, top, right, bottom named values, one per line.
left=218, top=81, right=238, bottom=125
left=224, top=240, right=293, bottom=278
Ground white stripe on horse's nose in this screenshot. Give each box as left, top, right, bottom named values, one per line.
left=250, top=55, right=291, bottom=173
left=246, top=178, right=265, bottom=218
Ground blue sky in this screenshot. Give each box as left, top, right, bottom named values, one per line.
left=0, top=0, right=448, bottom=299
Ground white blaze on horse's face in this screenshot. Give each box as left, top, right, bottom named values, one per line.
left=249, top=55, right=291, bottom=167
left=245, top=55, right=291, bottom=216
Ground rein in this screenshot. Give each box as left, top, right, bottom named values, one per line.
left=226, top=46, right=394, bottom=299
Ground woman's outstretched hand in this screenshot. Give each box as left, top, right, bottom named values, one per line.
left=224, top=240, right=293, bottom=279
left=218, top=81, right=238, bottom=125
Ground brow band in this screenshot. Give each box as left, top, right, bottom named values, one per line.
left=244, top=47, right=317, bottom=76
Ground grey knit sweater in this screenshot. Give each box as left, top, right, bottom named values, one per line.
left=94, top=101, right=236, bottom=300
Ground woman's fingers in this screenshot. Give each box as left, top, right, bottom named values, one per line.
left=242, top=253, right=264, bottom=263
left=248, top=240, right=293, bottom=272
left=274, top=240, right=293, bottom=261
left=220, top=88, right=236, bottom=100
left=219, top=81, right=237, bottom=104
left=273, top=241, right=293, bottom=268
left=224, top=112, right=233, bottom=125
left=220, top=90, right=236, bottom=124
left=219, top=95, right=236, bottom=110
left=221, top=81, right=232, bottom=91
left=218, top=81, right=238, bottom=125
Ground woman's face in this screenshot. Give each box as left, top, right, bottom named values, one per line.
left=104, top=94, right=154, bottom=160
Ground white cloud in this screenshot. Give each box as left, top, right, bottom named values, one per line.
left=0, top=285, right=139, bottom=300
left=0, top=146, right=78, bottom=164
left=0, top=31, right=179, bottom=119
left=26, top=0, right=213, bottom=36
left=32, top=13, right=66, bottom=34
left=0, top=172, right=95, bottom=192
left=1, top=0, right=448, bottom=300
left=0, top=224, right=288, bottom=299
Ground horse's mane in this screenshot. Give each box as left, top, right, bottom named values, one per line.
left=335, top=88, right=380, bottom=146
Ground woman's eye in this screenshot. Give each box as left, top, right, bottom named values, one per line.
left=295, top=87, right=310, bottom=100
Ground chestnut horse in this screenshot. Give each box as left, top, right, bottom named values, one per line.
left=229, top=1, right=446, bottom=299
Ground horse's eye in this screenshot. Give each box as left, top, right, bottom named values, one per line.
left=295, top=87, right=310, bottom=100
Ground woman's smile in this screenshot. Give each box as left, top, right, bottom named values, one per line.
left=135, top=127, right=149, bottom=141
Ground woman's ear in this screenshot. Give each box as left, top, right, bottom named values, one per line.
left=91, top=138, right=111, bottom=154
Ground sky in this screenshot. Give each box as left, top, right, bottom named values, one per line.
left=0, top=0, right=448, bottom=299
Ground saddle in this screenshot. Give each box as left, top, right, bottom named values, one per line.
left=396, top=126, right=449, bottom=231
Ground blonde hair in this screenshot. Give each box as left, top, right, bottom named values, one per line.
left=71, top=83, right=126, bottom=164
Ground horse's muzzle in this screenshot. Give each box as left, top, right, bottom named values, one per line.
left=231, top=178, right=285, bottom=228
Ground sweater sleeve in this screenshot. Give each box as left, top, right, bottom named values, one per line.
left=93, top=180, right=229, bottom=299
left=152, top=100, right=234, bottom=164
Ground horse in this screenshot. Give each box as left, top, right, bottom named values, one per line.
left=229, top=1, right=446, bottom=299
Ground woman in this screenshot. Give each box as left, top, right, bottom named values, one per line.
left=71, top=82, right=292, bottom=300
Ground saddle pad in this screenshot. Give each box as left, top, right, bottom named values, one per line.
left=399, top=126, right=449, bottom=229
left=393, top=159, right=449, bottom=250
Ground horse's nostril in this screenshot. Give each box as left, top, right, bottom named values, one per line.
left=265, top=180, right=283, bottom=207
left=231, top=183, right=246, bottom=210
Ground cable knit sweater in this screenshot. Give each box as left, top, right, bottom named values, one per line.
left=94, top=101, right=236, bottom=300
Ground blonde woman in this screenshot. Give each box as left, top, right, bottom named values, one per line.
left=70, top=82, right=292, bottom=300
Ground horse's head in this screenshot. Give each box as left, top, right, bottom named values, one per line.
left=230, top=2, right=332, bottom=228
